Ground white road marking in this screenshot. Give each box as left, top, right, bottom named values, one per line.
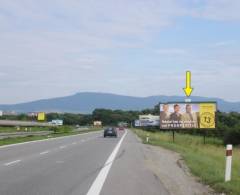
left=72, top=142, right=77, bottom=145
left=40, top=150, right=50, bottom=155
left=86, top=130, right=128, bottom=195
left=4, top=159, right=21, bottom=166
left=59, top=145, right=67, bottom=149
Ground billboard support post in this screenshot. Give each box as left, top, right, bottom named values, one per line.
left=172, top=130, right=175, bottom=142
left=204, top=133, right=206, bottom=144
left=203, top=131, right=206, bottom=144
left=185, top=98, right=191, bottom=103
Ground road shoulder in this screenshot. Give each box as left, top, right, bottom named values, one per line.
left=142, top=143, right=216, bottom=195
left=102, top=130, right=216, bottom=195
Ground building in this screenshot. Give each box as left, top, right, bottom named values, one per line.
left=93, top=121, right=102, bottom=127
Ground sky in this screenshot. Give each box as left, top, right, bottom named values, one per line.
left=0, top=0, right=240, bottom=104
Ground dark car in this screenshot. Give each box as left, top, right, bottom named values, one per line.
left=104, top=127, right=117, bottom=137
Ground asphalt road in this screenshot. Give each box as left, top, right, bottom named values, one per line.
left=0, top=129, right=170, bottom=195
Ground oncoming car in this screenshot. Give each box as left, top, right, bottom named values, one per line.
left=103, top=127, right=117, bottom=138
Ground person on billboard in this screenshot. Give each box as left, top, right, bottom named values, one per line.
left=182, top=104, right=199, bottom=128
left=169, top=104, right=182, bottom=122
left=160, top=104, right=170, bottom=121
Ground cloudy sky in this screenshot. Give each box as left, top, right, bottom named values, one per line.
left=0, top=0, right=240, bottom=103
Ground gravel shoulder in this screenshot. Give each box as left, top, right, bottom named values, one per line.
left=141, top=141, right=217, bottom=195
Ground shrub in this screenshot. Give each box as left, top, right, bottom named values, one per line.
left=223, top=129, right=240, bottom=145
left=50, top=126, right=72, bottom=134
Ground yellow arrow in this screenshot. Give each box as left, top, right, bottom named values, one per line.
left=183, top=71, right=193, bottom=97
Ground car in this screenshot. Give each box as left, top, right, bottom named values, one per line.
left=119, top=126, right=125, bottom=131
left=104, top=127, right=117, bottom=137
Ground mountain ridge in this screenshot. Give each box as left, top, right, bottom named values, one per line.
left=0, top=92, right=239, bottom=113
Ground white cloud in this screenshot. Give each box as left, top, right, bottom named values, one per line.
left=0, top=0, right=240, bottom=103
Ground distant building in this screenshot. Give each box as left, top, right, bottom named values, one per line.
left=2, top=111, right=17, bottom=116
left=0, top=110, right=2, bottom=116
left=27, top=112, right=38, bottom=117
left=93, top=121, right=102, bottom=127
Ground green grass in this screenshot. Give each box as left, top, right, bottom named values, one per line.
left=0, top=127, right=102, bottom=147
left=132, top=128, right=240, bottom=195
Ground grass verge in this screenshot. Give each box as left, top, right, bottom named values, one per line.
left=132, top=128, right=240, bottom=195
left=0, top=127, right=101, bottom=147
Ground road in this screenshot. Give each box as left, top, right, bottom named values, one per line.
left=0, top=129, right=172, bottom=195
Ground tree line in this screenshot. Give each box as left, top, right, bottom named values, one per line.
left=0, top=105, right=240, bottom=145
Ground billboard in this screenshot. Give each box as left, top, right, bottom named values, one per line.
left=51, top=119, right=63, bottom=126
left=37, top=112, right=45, bottom=121
left=134, top=120, right=141, bottom=127
left=139, top=114, right=160, bottom=127
left=159, top=102, right=216, bottom=129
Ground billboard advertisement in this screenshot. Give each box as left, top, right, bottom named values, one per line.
left=134, top=120, right=141, bottom=127
left=159, top=102, right=216, bottom=129
left=51, top=119, right=63, bottom=126
left=37, top=112, right=45, bottom=121
left=139, top=114, right=160, bottom=127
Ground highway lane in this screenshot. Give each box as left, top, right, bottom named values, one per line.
left=0, top=131, right=102, bottom=163
left=0, top=129, right=169, bottom=195
left=0, top=130, right=116, bottom=195
left=101, top=130, right=169, bottom=195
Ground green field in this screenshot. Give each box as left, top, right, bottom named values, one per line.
left=132, top=128, right=240, bottom=195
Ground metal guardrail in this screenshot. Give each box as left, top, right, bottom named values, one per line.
left=0, top=131, right=52, bottom=139
left=0, top=120, right=54, bottom=127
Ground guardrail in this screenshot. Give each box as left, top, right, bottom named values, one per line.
left=0, top=120, right=54, bottom=127
left=0, top=131, right=52, bottom=139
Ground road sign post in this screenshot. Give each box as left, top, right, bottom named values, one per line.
left=225, top=144, right=233, bottom=182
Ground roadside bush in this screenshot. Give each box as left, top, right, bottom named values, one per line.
left=223, top=129, right=240, bottom=145
left=50, top=126, right=72, bottom=134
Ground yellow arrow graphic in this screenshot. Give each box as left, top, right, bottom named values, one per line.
left=183, top=71, right=193, bottom=97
